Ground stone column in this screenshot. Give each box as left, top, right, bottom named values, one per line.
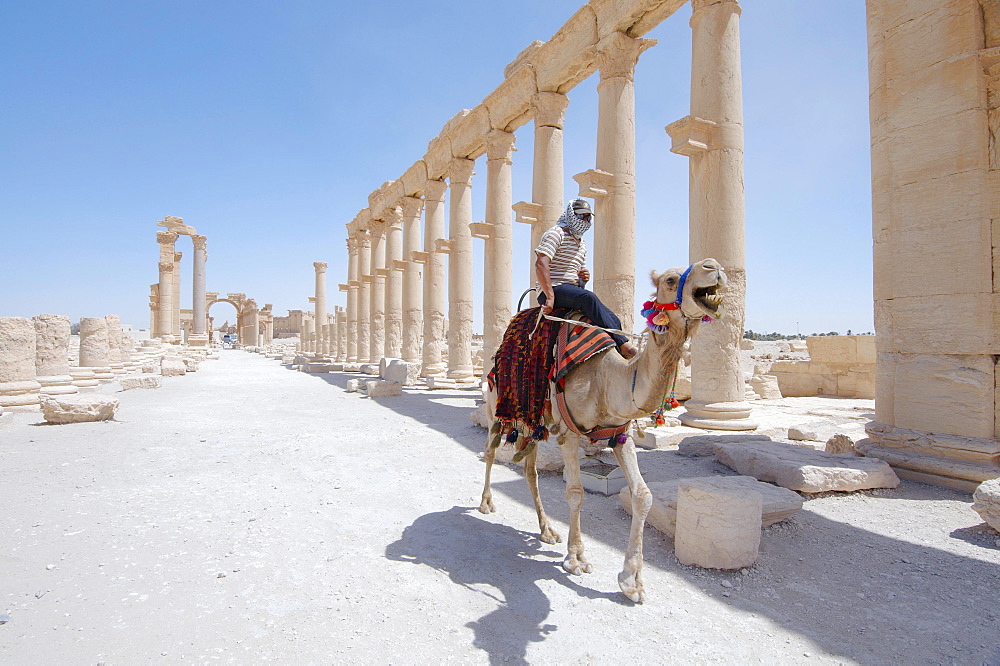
left=369, top=224, right=386, bottom=364
left=384, top=208, right=404, bottom=360
left=172, top=250, right=183, bottom=341
left=420, top=179, right=448, bottom=377
left=357, top=232, right=372, bottom=363
left=33, top=314, right=76, bottom=396
left=520, top=92, right=569, bottom=285
left=575, top=32, right=654, bottom=336
left=482, top=129, right=515, bottom=366
left=156, top=231, right=178, bottom=344
left=666, top=0, right=755, bottom=431
left=79, top=317, right=114, bottom=381
left=0, top=317, right=42, bottom=410
left=447, top=158, right=476, bottom=381
left=401, top=196, right=424, bottom=364
left=314, top=261, right=328, bottom=356
left=248, top=308, right=261, bottom=348
left=105, top=314, right=127, bottom=375
left=346, top=237, right=360, bottom=362
left=336, top=307, right=348, bottom=362
left=189, top=235, right=209, bottom=348
left=306, top=299, right=317, bottom=353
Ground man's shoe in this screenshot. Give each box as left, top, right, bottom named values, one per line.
left=620, top=342, right=638, bottom=360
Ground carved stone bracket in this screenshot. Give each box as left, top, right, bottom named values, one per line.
left=513, top=201, right=543, bottom=225
left=411, top=251, right=430, bottom=264
left=665, top=116, right=718, bottom=156
left=470, top=222, right=493, bottom=240
left=435, top=239, right=453, bottom=254
left=573, top=169, right=615, bottom=198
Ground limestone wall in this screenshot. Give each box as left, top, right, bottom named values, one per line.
left=769, top=335, right=876, bottom=399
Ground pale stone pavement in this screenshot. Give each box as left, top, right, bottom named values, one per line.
left=1, top=350, right=998, bottom=664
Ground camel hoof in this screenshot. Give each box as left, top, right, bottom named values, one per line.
left=562, top=557, right=593, bottom=576
left=478, top=498, right=495, bottom=514
left=618, top=571, right=645, bottom=603
left=539, top=526, right=562, bottom=544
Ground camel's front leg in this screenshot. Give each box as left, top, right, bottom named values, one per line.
left=561, top=434, right=593, bottom=575
left=612, top=436, right=651, bottom=603
left=524, top=445, right=561, bottom=544
left=478, top=432, right=497, bottom=514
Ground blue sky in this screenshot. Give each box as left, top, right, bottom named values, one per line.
left=0, top=1, right=873, bottom=337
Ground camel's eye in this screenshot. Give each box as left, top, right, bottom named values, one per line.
left=665, top=277, right=677, bottom=287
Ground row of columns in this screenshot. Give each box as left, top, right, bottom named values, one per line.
left=323, top=0, right=751, bottom=428
left=153, top=219, right=208, bottom=348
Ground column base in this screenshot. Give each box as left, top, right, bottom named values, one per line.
left=679, top=399, right=758, bottom=431
left=421, top=362, right=447, bottom=378
left=187, top=334, right=209, bottom=348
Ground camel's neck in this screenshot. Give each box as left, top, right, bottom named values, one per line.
left=624, top=322, right=694, bottom=417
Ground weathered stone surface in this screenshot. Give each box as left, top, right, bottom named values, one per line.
left=118, top=376, right=162, bottom=391
left=677, top=434, right=773, bottom=457
left=715, top=440, right=900, bottom=493
left=674, top=479, right=762, bottom=570
left=181, top=358, right=200, bottom=372
left=749, top=374, right=782, bottom=399
left=972, top=479, right=1000, bottom=533
left=471, top=404, right=490, bottom=429
left=383, top=359, right=421, bottom=385
left=788, top=426, right=819, bottom=442
left=160, top=357, right=187, bottom=377
left=359, top=364, right=380, bottom=375
left=0, top=317, right=41, bottom=410
left=825, top=434, right=858, bottom=455
left=345, top=379, right=362, bottom=392
left=78, top=317, right=110, bottom=368
left=68, top=367, right=99, bottom=388
left=365, top=380, right=403, bottom=397
left=40, top=394, right=118, bottom=424
left=620, top=475, right=802, bottom=538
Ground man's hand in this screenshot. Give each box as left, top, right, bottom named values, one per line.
left=541, top=289, right=555, bottom=315
left=577, top=268, right=590, bottom=285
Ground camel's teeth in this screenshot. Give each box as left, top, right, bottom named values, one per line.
left=705, top=294, right=724, bottom=305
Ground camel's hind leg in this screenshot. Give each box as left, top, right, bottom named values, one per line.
left=524, top=445, right=561, bottom=544
left=612, top=435, right=651, bottom=603
left=561, top=434, right=593, bottom=575
left=478, top=433, right=498, bottom=514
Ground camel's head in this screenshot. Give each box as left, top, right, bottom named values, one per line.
left=645, top=258, right=727, bottom=333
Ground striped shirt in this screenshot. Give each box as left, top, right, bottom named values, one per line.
left=535, top=226, right=586, bottom=288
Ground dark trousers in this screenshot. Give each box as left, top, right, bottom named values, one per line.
left=538, top=283, right=628, bottom=347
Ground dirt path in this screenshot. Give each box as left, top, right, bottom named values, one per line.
left=1, top=350, right=998, bottom=663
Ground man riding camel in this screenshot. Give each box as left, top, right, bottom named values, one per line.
left=534, top=198, right=639, bottom=360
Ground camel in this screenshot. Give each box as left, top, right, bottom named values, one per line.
left=479, top=258, right=728, bottom=603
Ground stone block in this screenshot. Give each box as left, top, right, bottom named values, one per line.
left=877, top=293, right=994, bottom=356
left=141, top=362, right=158, bottom=374
left=825, top=434, right=858, bottom=456
left=749, top=374, right=782, bottom=400
left=383, top=359, right=421, bottom=385
left=620, top=476, right=803, bottom=538
left=788, top=426, right=820, bottom=442
left=358, top=364, right=380, bottom=375
left=118, top=376, right=162, bottom=391
left=807, top=336, right=857, bottom=364
left=674, top=479, right=762, bottom=570
left=68, top=367, right=99, bottom=388
left=181, top=358, right=200, bottom=372
left=471, top=404, right=490, bottom=429
left=972, top=479, right=1000, bottom=533
left=160, top=357, right=187, bottom=377
left=40, top=394, right=118, bottom=424
left=739, top=339, right=754, bottom=350
left=715, top=440, right=900, bottom=493
left=677, top=434, right=773, bottom=457
left=365, top=380, right=403, bottom=398
left=345, top=379, right=362, bottom=392
left=0, top=380, right=43, bottom=411
left=888, top=353, right=995, bottom=439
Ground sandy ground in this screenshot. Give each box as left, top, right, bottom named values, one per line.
left=1, top=350, right=999, bottom=664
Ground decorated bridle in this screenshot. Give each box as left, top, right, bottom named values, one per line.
left=640, top=264, right=713, bottom=334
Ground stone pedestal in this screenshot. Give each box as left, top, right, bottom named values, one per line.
left=0, top=317, right=41, bottom=411
left=674, top=478, right=762, bottom=570
left=68, top=368, right=99, bottom=389
left=79, top=317, right=114, bottom=381
left=33, top=313, right=77, bottom=395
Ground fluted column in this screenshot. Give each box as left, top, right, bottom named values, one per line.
left=447, top=158, right=476, bottom=381
left=314, top=261, right=328, bottom=356
left=400, top=196, right=424, bottom=364
left=156, top=231, right=178, bottom=344
left=369, top=224, right=386, bottom=364
left=189, top=235, right=209, bottom=348
left=483, top=130, right=515, bottom=367
left=671, top=0, right=755, bottom=430
left=357, top=232, right=372, bottom=363
left=171, top=250, right=183, bottom=341
left=577, top=32, right=654, bottom=336
left=420, top=179, right=448, bottom=377
left=383, top=207, right=404, bottom=359
left=346, top=238, right=360, bottom=362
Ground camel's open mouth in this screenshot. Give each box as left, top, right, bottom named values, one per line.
left=693, top=285, right=724, bottom=316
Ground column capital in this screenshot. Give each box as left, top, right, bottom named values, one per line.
left=347, top=237, right=359, bottom=254
left=158, top=261, right=175, bottom=272
left=382, top=205, right=403, bottom=230
left=191, top=234, right=207, bottom=251
left=531, top=91, right=569, bottom=129
left=156, top=230, right=179, bottom=245
left=595, top=32, right=656, bottom=82
left=401, top=195, right=423, bottom=220
left=424, top=178, right=448, bottom=202
left=485, top=129, right=516, bottom=164
left=314, top=261, right=328, bottom=273
left=358, top=232, right=372, bottom=250
left=173, top=251, right=183, bottom=262
left=692, top=0, right=741, bottom=17
left=448, top=158, right=475, bottom=185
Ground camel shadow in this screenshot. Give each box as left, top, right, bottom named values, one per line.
left=385, top=505, right=621, bottom=665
